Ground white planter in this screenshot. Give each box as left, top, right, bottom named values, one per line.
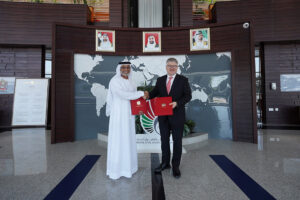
left=98, top=132, right=208, bottom=153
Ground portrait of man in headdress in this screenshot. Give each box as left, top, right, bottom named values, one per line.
left=96, top=30, right=115, bottom=52
left=190, top=28, right=210, bottom=51
left=143, top=31, right=161, bottom=52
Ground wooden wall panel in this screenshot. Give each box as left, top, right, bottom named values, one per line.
left=52, top=22, right=256, bottom=143
left=122, top=0, right=128, bottom=27
left=0, top=2, right=89, bottom=48
left=109, top=0, right=123, bottom=27
left=173, top=0, right=180, bottom=27
left=0, top=2, right=90, bottom=130
left=179, top=0, right=193, bottom=26
left=263, top=42, right=300, bottom=127
left=0, top=47, right=42, bottom=129
left=212, top=0, right=300, bottom=43
left=212, top=0, right=300, bottom=129
left=52, top=50, right=74, bottom=142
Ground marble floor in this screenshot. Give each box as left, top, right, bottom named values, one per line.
left=0, top=128, right=300, bottom=200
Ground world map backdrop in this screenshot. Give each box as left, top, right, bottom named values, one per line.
left=74, top=53, right=232, bottom=140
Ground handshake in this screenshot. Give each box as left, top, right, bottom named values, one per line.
left=134, top=92, right=177, bottom=116
left=142, top=91, right=149, bottom=100
left=135, top=91, right=149, bottom=115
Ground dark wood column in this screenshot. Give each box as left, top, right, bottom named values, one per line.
left=110, top=0, right=123, bottom=27
left=179, top=0, right=193, bottom=26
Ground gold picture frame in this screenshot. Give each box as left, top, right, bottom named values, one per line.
left=143, top=31, right=161, bottom=53
left=95, top=30, right=115, bottom=52
left=190, top=28, right=210, bottom=51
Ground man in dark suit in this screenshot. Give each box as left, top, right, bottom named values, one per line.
left=145, top=58, right=192, bottom=178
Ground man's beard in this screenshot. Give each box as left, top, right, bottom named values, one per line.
left=147, top=42, right=157, bottom=49
left=101, top=41, right=112, bottom=48
left=121, top=72, right=129, bottom=77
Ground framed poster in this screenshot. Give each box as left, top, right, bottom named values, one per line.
left=12, top=78, right=49, bottom=126
left=143, top=31, right=161, bottom=53
left=190, top=28, right=210, bottom=51
left=95, top=30, right=115, bottom=52
left=280, top=74, right=300, bottom=92
left=0, top=77, right=15, bottom=94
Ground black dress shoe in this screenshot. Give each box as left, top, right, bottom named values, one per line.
left=172, top=167, right=181, bottom=179
left=154, top=163, right=171, bottom=173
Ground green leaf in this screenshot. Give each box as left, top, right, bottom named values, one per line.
left=183, top=124, right=190, bottom=137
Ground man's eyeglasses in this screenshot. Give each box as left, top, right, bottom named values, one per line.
left=167, top=65, right=178, bottom=68
left=121, top=66, right=131, bottom=69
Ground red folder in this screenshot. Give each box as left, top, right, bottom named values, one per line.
left=151, top=97, right=173, bottom=116
left=130, top=97, right=147, bottom=115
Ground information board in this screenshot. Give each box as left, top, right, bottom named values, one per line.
left=12, top=79, right=49, bottom=126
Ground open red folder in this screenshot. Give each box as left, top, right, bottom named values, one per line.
left=130, top=97, right=147, bottom=115
left=150, top=97, right=173, bottom=116
left=131, top=97, right=173, bottom=116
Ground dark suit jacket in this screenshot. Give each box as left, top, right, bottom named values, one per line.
left=149, top=74, right=192, bottom=125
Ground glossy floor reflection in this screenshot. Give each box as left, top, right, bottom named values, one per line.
left=0, top=128, right=299, bottom=200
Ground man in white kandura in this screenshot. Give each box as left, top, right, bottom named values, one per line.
left=106, top=61, right=147, bottom=180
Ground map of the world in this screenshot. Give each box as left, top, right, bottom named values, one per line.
left=74, top=53, right=232, bottom=140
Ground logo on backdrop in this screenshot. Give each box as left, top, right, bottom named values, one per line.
left=140, top=100, right=160, bottom=135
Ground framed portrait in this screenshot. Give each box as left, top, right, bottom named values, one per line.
left=143, top=31, right=161, bottom=53
left=190, top=28, right=210, bottom=51
left=95, top=30, right=115, bottom=52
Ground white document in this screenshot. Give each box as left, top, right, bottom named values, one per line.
left=12, top=79, right=49, bottom=126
